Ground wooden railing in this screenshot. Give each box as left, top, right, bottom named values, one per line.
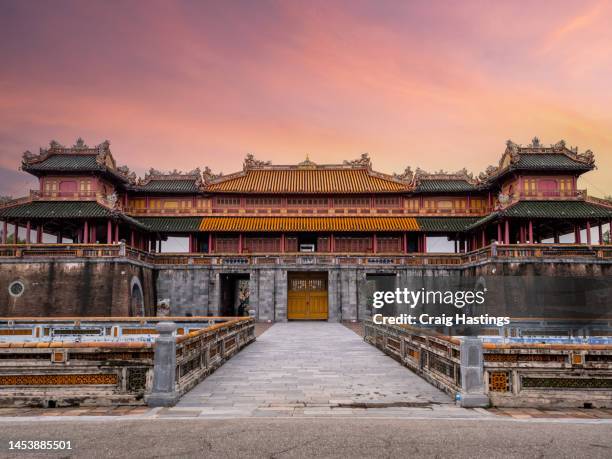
left=1, top=243, right=611, bottom=266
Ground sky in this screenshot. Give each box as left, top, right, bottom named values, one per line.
left=1, top=0, right=611, bottom=198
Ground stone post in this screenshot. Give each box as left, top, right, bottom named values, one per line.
left=457, top=337, right=489, bottom=407
left=147, top=322, right=180, bottom=407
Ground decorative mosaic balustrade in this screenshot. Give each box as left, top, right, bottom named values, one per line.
left=364, top=320, right=612, bottom=408
left=0, top=317, right=254, bottom=408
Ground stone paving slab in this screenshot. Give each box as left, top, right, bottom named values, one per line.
left=175, top=322, right=452, bottom=416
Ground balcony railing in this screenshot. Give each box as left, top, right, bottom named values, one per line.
left=516, top=189, right=586, bottom=200
left=1, top=243, right=611, bottom=266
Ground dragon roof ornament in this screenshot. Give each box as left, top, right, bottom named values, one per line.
left=342, top=153, right=372, bottom=168
left=243, top=153, right=272, bottom=170
left=412, top=167, right=477, bottom=184
left=138, top=167, right=204, bottom=185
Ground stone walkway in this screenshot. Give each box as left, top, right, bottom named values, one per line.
left=172, top=322, right=477, bottom=418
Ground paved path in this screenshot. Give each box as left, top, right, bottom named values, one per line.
left=174, top=322, right=468, bottom=417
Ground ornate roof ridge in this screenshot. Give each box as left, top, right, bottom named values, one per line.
left=21, top=138, right=133, bottom=183
left=136, top=168, right=206, bottom=188
left=240, top=152, right=375, bottom=171
left=203, top=152, right=409, bottom=188
left=413, top=167, right=478, bottom=184
left=478, top=137, right=595, bottom=183
left=22, top=138, right=110, bottom=165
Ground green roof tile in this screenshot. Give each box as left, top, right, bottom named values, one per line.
left=0, top=201, right=113, bottom=219
left=514, top=154, right=592, bottom=171
left=414, top=179, right=477, bottom=193
left=501, top=201, right=612, bottom=219
left=417, top=217, right=480, bottom=232
left=24, top=154, right=103, bottom=171
left=136, top=217, right=202, bottom=232
left=134, top=180, right=200, bottom=193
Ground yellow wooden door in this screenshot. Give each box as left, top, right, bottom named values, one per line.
left=287, top=272, right=328, bottom=320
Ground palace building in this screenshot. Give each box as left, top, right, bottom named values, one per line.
left=1, top=137, right=611, bottom=321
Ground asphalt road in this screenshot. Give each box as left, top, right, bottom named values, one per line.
left=0, top=418, right=610, bottom=458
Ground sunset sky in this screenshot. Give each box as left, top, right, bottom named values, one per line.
left=0, top=0, right=611, bottom=197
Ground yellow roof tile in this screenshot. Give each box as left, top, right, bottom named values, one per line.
left=206, top=168, right=408, bottom=193
left=199, top=216, right=418, bottom=232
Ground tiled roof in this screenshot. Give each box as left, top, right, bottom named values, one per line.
left=417, top=217, right=480, bottom=232
left=199, top=216, right=419, bottom=232
left=23, top=154, right=102, bottom=171
left=0, top=201, right=148, bottom=230
left=206, top=169, right=408, bottom=194
left=0, top=201, right=114, bottom=219
left=514, top=154, right=592, bottom=171
left=137, top=217, right=202, bottom=232
left=135, top=179, right=200, bottom=193
left=501, top=201, right=612, bottom=219
left=465, top=201, right=612, bottom=230
left=414, top=179, right=477, bottom=193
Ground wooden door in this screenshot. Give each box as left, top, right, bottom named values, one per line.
left=287, top=272, right=328, bottom=320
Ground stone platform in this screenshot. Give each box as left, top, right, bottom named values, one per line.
left=176, top=322, right=453, bottom=417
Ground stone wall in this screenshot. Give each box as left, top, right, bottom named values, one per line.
left=1, top=256, right=610, bottom=320
left=0, top=258, right=155, bottom=317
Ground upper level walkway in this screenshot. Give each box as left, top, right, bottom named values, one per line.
left=173, top=322, right=481, bottom=418
left=1, top=242, right=611, bottom=267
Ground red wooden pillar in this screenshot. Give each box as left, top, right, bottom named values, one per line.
left=26, top=220, right=31, bottom=244
left=575, top=225, right=581, bottom=243
left=2, top=220, right=7, bottom=244
left=372, top=234, right=377, bottom=254
left=497, top=222, right=502, bottom=243
left=36, top=224, right=42, bottom=243
left=280, top=233, right=285, bottom=253
left=238, top=233, right=243, bottom=254
left=504, top=220, right=510, bottom=244
left=586, top=221, right=592, bottom=245
left=107, top=220, right=112, bottom=243
left=208, top=233, right=213, bottom=253
left=131, top=230, right=135, bottom=248
left=423, top=234, right=427, bottom=253
left=403, top=233, right=408, bottom=253
left=91, top=225, right=97, bottom=243
left=519, top=225, right=525, bottom=244
left=599, top=223, right=603, bottom=245
left=114, top=222, right=119, bottom=243
left=528, top=220, right=533, bottom=244
left=83, top=221, right=89, bottom=244
left=481, top=230, right=486, bottom=247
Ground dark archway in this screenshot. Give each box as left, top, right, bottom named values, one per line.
left=129, top=277, right=145, bottom=317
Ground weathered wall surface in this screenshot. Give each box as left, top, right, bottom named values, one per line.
left=0, top=259, right=155, bottom=317
left=156, top=268, right=211, bottom=317
left=1, top=257, right=610, bottom=320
